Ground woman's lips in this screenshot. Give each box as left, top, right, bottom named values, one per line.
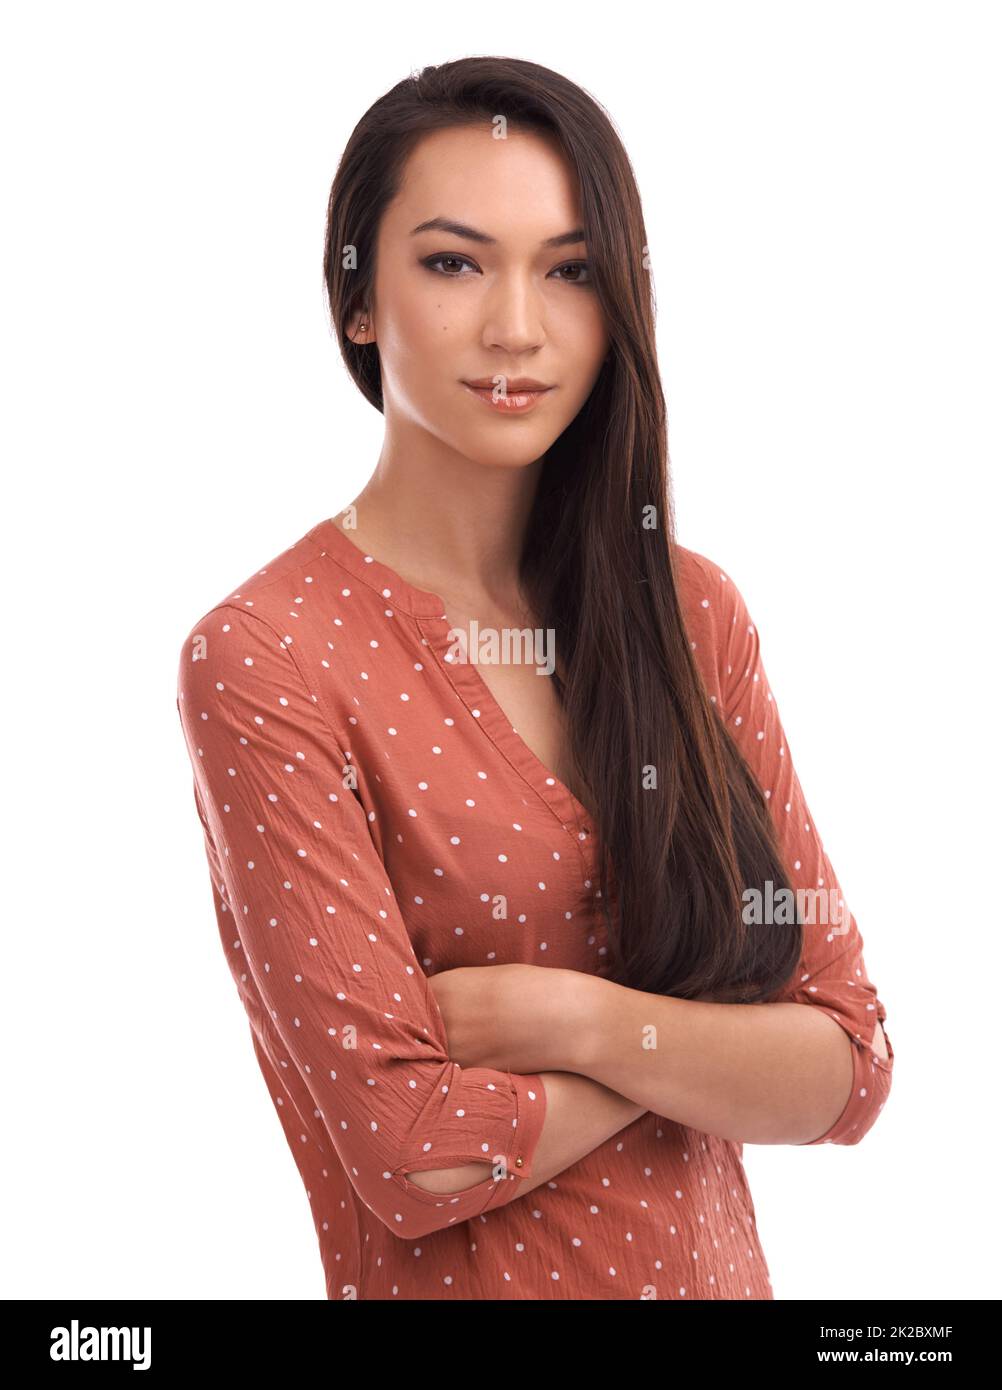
left=462, top=382, right=553, bottom=414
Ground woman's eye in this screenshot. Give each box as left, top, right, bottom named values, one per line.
left=422, top=254, right=478, bottom=276
left=551, top=261, right=591, bottom=285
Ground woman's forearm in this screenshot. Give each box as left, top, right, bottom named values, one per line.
left=512, top=1070, right=647, bottom=1197
left=406, top=1069, right=646, bottom=1196
left=566, top=973, right=857, bottom=1146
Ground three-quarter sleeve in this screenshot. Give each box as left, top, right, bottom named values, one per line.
left=704, top=559, right=894, bottom=1146
left=176, top=604, right=547, bottom=1238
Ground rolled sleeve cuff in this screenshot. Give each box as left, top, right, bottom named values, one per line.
left=389, top=1067, right=548, bottom=1226
left=479, top=1069, right=548, bottom=1211
left=799, top=1009, right=894, bottom=1146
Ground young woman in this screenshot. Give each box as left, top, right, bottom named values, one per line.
left=176, top=56, right=893, bottom=1301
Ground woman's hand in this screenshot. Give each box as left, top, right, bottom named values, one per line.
left=427, top=963, right=590, bottom=1074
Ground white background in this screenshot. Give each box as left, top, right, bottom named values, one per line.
left=2, top=0, right=997, bottom=1300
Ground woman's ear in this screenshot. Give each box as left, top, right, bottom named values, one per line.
left=349, top=309, right=373, bottom=344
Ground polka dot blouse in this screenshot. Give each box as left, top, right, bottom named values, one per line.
left=176, top=515, right=894, bottom=1300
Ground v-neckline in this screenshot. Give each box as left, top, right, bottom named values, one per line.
left=310, top=515, right=599, bottom=865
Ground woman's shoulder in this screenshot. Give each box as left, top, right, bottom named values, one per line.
left=175, top=516, right=364, bottom=655
left=174, top=521, right=327, bottom=709
left=672, top=540, right=748, bottom=625
left=671, top=541, right=753, bottom=702
left=174, top=516, right=405, bottom=741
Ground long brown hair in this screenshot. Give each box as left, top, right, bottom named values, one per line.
left=322, top=56, right=802, bottom=1004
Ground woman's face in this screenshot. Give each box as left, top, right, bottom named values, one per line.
left=364, top=124, right=610, bottom=470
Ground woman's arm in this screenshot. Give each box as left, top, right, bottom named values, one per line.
left=562, top=975, right=871, bottom=1146
left=407, top=1068, right=646, bottom=1196
left=178, top=608, right=555, bottom=1240
left=529, top=555, right=894, bottom=1148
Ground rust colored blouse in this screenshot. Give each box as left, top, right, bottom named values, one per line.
left=176, top=515, right=894, bottom=1300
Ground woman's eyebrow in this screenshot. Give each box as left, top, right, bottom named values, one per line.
left=410, top=216, right=585, bottom=249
